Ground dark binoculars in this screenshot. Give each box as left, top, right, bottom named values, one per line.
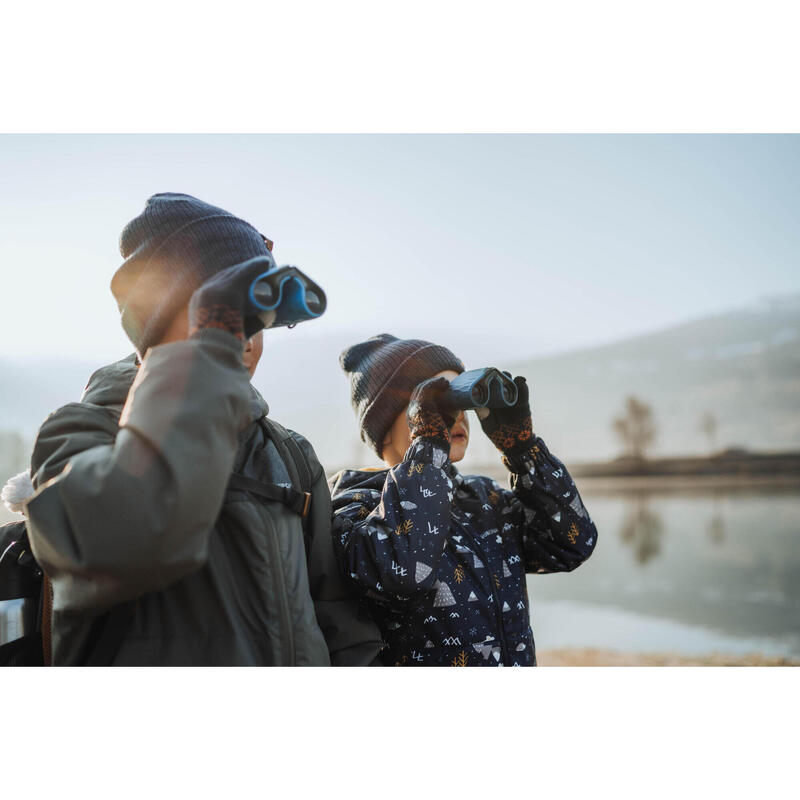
left=442, top=368, right=518, bottom=410
left=247, top=259, right=327, bottom=329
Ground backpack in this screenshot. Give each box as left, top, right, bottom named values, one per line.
left=0, top=520, right=44, bottom=666
left=0, top=416, right=315, bottom=667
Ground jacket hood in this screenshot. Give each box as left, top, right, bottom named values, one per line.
left=80, top=353, right=140, bottom=410
left=328, top=465, right=389, bottom=497
left=79, top=352, right=268, bottom=421
left=329, top=460, right=462, bottom=497
left=329, top=453, right=469, bottom=498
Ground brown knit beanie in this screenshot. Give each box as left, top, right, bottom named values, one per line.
left=340, top=333, right=464, bottom=457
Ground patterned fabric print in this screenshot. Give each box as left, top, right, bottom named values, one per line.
left=329, top=434, right=597, bottom=667
left=189, top=304, right=245, bottom=340
left=485, top=416, right=533, bottom=454
left=406, top=397, right=452, bottom=451
left=502, top=440, right=596, bottom=573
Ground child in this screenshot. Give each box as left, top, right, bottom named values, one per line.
left=329, top=333, right=597, bottom=666
left=23, top=193, right=381, bottom=666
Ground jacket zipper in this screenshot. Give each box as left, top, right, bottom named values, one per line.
left=265, top=506, right=295, bottom=665
left=456, top=517, right=511, bottom=665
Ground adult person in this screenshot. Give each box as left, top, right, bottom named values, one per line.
left=329, top=334, right=597, bottom=666
left=22, top=193, right=382, bottom=666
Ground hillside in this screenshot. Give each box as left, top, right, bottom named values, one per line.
left=463, top=294, right=800, bottom=467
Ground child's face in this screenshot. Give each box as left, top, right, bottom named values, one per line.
left=381, top=370, right=469, bottom=467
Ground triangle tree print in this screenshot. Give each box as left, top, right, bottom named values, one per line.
left=433, top=580, right=457, bottom=607
left=415, top=562, right=433, bottom=584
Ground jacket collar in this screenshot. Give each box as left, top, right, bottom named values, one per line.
left=79, top=352, right=269, bottom=424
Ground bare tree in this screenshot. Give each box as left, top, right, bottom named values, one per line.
left=700, top=411, right=717, bottom=454
left=619, top=493, right=663, bottom=564
left=612, top=395, right=657, bottom=460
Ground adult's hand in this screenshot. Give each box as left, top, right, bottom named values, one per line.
left=189, top=256, right=277, bottom=341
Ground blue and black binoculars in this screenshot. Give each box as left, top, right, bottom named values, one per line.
left=442, top=368, right=518, bottom=410
left=247, top=259, right=327, bottom=329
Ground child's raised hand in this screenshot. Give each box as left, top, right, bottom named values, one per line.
left=477, top=376, right=534, bottom=455
left=406, top=377, right=457, bottom=451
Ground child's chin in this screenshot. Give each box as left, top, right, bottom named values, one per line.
left=449, top=440, right=468, bottom=463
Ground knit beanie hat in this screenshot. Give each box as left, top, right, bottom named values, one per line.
left=341, top=333, right=465, bottom=457
left=111, top=192, right=274, bottom=355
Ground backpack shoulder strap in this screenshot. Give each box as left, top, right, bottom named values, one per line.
left=259, top=417, right=313, bottom=491
left=257, top=417, right=314, bottom=532
left=226, top=472, right=311, bottom=517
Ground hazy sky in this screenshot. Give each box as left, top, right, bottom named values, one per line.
left=1, top=134, right=798, bottom=364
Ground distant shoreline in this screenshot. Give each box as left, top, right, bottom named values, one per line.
left=568, top=449, right=800, bottom=479
left=459, top=449, right=800, bottom=493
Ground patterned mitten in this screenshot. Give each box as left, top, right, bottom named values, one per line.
left=189, top=256, right=278, bottom=341
left=407, top=377, right=457, bottom=451
left=478, top=376, right=534, bottom=457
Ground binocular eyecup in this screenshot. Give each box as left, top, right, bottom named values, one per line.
left=248, top=262, right=327, bottom=329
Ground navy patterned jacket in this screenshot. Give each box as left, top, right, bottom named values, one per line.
left=329, top=435, right=597, bottom=666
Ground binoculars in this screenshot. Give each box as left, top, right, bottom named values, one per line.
left=442, top=368, right=518, bottom=410
left=247, top=258, right=327, bottom=329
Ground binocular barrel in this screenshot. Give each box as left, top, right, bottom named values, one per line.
left=249, top=266, right=327, bottom=329
left=442, top=368, right=518, bottom=410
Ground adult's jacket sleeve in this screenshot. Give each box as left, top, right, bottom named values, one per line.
left=331, top=438, right=453, bottom=605
left=499, top=435, right=597, bottom=573
left=296, top=436, right=384, bottom=666
left=26, top=331, right=253, bottom=613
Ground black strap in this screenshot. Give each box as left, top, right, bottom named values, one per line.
left=257, top=418, right=315, bottom=531
left=227, top=472, right=311, bottom=517
left=283, top=434, right=313, bottom=494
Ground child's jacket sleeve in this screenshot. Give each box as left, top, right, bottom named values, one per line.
left=331, top=439, right=454, bottom=605
left=26, top=330, right=253, bottom=613
left=498, top=435, right=597, bottom=573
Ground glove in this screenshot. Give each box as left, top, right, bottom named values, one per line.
left=478, top=375, right=534, bottom=455
left=407, top=377, right=457, bottom=451
left=189, top=257, right=278, bottom=341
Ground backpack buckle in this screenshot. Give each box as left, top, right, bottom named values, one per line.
left=300, top=492, right=312, bottom=518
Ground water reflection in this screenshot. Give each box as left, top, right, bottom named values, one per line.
left=708, top=512, right=725, bottom=544
left=618, top=492, right=728, bottom=563
left=707, top=492, right=726, bottom=544
left=618, top=493, right=663, bottom=564
left=529, top=481, right=800, bottom=659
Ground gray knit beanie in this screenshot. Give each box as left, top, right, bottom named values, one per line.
left=111, top=192, right=274, bottom=355
left=341, top=333, right=465, bottom=457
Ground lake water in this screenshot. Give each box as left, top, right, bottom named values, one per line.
left=526, top=479, right=800, bottom=659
